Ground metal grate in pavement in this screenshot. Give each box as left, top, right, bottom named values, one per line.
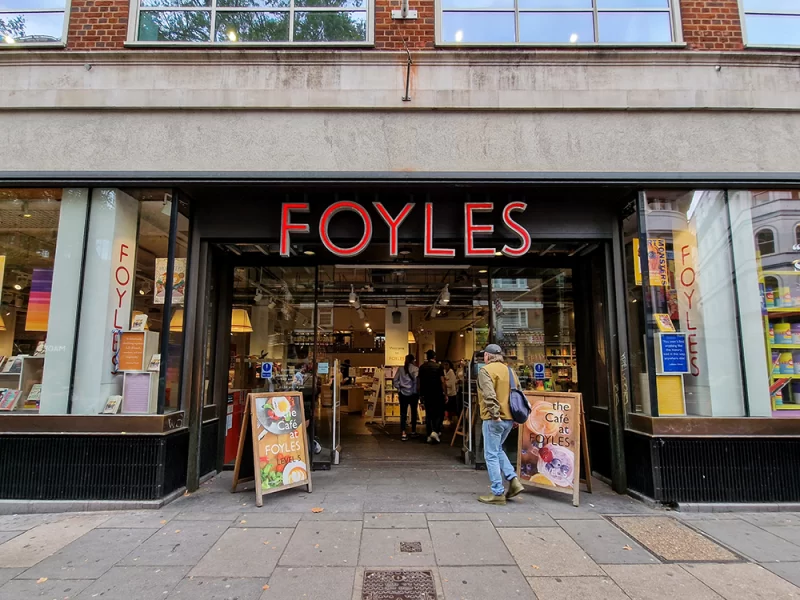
left=362, top=569, right=436, bottom=600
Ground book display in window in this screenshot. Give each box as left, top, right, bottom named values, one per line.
left=761, top=269, right=800, bottom=413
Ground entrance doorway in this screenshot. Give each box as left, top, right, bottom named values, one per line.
left=203, top=242, right=615, bottom=483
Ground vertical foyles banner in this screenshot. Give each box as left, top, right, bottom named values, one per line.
left=385, top=305, right=409, bottom=366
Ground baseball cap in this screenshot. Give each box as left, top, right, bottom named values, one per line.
left=482, top=344, right=503, bottom=355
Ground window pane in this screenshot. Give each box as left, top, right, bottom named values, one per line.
left=518, top=0, right=590, bottom=7
left=443, top=0, right=513, bottom=9
left=140, top=0, right=210, bottom=6
left=295, top=0, right=366, bottom=7
left=743, top=0, right=800, bottom=12
left=745, top=14, right=800, bottom=45
left=0, top=12, right=64, bottom=43
left=597, top=0, right=668, bottom=7
left=293, top=11, right=367, bottom=42
left=0, top=0, right=65, bottom=8
left=138, top=10, right=211, bottom=41
left=519, top=11, right=594, bottom=43
left=218, top=0, right=288, bottom=5
left=640, top=191, right=745, bottom=417
left=598, top=11, right=671, bottom=42
left=442, top=12, right=515, bottom=43
left=215, top=11, right=290, bottom=42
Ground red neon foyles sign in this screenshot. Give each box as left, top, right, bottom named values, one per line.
left=280, top=201, right=531, bottom=258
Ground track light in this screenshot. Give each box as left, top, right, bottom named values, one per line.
left=254, top=289, right=264, bottom=303
left=459, top=332, right=464, bottom=337
left=267, top=299, right=276, bottom=309
left=440, top=284, right=450, bottom=305
left=365, top=322, right=370, bottom=328
left=349, top=285, right=357, bottom=304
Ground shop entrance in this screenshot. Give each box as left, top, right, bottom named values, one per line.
left=207, top=243, right=615, bottom=482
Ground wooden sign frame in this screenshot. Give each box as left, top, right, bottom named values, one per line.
left=232, top=391, right=312, bottom=507
left=517, top=391, right=591, bottom=507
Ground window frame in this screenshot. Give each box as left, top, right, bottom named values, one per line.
left=0, top=0, right=71, bottom=49
left=739, top=1, right=800, bottom=49
left=126, top=0, right=374, bottom=47
left=435, top=0, right=684, bottom=47
left=756, top=227, right=777, bottom=256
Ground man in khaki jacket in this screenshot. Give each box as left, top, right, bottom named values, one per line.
left=477, top=344, right=524, bottom=505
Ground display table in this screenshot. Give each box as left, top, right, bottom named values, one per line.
left=340, top=385, right=364, bottom=414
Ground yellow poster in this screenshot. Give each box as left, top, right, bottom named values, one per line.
left=633, top=239, right=669, bottom=287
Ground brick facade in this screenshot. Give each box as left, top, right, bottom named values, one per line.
left=67, top=0, right=129, bottom=50
left=57, top=0, right=757, bottom=52
left=679, top=0, right=744, bottom=50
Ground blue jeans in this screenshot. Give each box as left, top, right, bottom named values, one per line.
left=483, top=419, right=517, bottom=496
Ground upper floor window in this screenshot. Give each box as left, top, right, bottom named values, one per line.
left=439, top=0, right=676, bottom=45
left=741, top=0, right=800, bottom=46
left=756, top=228, right=776, bottom=256
left=0, top=1, right=68, bottom=46
left=132, top=0, right=370, bottom=44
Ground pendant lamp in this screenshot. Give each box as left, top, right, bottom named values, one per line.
left=230, top=308, right=254, bottom=333
left=169, top=308, right=184, bottom=332
left=0, top=314, right=5, bottom=332
left=407, top=331, right=416, bottom=343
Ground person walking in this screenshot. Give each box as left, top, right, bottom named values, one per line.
left=477, top=344, right=524, bottom=505
left=418, top=349, right=447, bottom=443
left=393, top=353, right=419, bottom=441
left=442, top=360, right=458, bottom=427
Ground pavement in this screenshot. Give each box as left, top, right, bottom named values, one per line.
left=1, top=426, right=800, bottom=599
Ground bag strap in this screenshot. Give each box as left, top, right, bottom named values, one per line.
left=507, top=366, right=518, bottom=391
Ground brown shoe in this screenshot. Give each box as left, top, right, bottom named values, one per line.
left=506, top=477, right=524, bottom=499
left=478, top=494, right=507, bottom=506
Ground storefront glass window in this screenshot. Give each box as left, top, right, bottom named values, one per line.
left=0, top=188, right=86, bottom=415
left=0, top=1, right=68, bottom=46
left=635, top=191, right=746, bottom=417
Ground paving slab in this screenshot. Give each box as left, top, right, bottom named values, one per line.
left=359, top=529, right=435, bottom=567
left=425, top=513, right=489, bottom=521
left=610, top=516, right=738, bottom=562
left=98, top=511, right=179, bottom=529
left=19, top=527, right=158, bottom=580
left=279, top=521, right=362, bottom=567
left=489, top=512, right=557, bottom=528
left=439, top=566, right=536, bottom=600
left=0, top=514, right=65, bottom=531
left=300, top=511, right=365, bottom=521
left=76, top=566, right=188, bottom=600
left=119, top=521, right=228, bottom=567
left=0, top=569, right=21, bottom=587
left=558, top=519, right=658, bottom=565
left=429, top=520, right=515, bottom=566
left=0, top=577, right=93, bottom=600
left=498, top=527, right=604, bottom=577
left=0, top=514, right=109, bottom=569
left=762, top=525, right=800, bottom=546
left=173, top=512, right=240, bottom=523
left=311, top=493, right=366, bottom=514
left=762, top=562, right=800, bottom=588
left=528, top=576, right=629, bottom=600
left=261, top=567, right=356, bottom=600
left=681, top=563, right=800, bottom=600
left=169, top=577, right=267, bottom=599
left=0, top=532, right=19, bottom=546
left=739, top=513, right=800, bottom=527
left=363, top=513, right=427, bottom=529
left=191, top=527, right=293, bottom=577
left=691, top=519, right=800, bottom=562
left=362, top=493, right=452, bottom=513
left=235, top=513, right=302, bottom=528
left=603, top=564, right=723, bottom=600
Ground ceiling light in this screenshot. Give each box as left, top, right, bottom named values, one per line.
left=365, top=322, right=370, bottom=328
left=436, top=308, right=442, bottom=315
left=139, top=288, right=145, bottom=296
left=349, top=285, right=357, bottom=304
left=399, top=247, right=411, bottom=256
left=494, top=251, right=503, bottom=256
left=569, top=33, right=578, bottom=43
left=479, top=269, right=488, bottom=274
left=254, top=289, right=264, bottom=303
left=13, top=283, right=21, bottom=291
left=303, top=250, right=315, bottom=256
left=460, top=332, right=464, bottom=337
left=267, top=299, right=276, bottom=309
left=227, top=30, right=237, bottom=42
left=440, top=284, right=450, bottom=305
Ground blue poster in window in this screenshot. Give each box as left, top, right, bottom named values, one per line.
left=658, top=333, right=689, bottom=374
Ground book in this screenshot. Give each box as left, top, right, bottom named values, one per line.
left=34, top=341, right=46, bottom=356
left=654, top=314, right=676, bottom=333
left=24, top=384, right=42, bottom=410
left=131, top=313, right=148, bottom=332
left=102, top=395, right=123, bottom=414
left=147, top=353, right=161, bottom=372
left=3, top=356, right=23, bottom=374
left=0, top=389, right=22, bottom=411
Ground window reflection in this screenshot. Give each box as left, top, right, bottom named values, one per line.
left=519, top=12, right=594, bottom=43
left=744, top=14, right=800, bottom=46
left=442, top=12, right=515, bottom=43
left=597, top=11, right=671, bottom=43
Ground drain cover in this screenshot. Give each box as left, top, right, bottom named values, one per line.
left=362, top=570, right=437, bottom=600
left=400, top=542, right=423, bottom=553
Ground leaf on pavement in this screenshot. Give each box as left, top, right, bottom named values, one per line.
left=311, top=507, right=324, bottom=513
left=36, top=578, right=47, bottom=584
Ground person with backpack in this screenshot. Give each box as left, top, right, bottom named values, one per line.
left=476, top=344, right=527, bottom=505
left=393, top=353, right=419, bottom=441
